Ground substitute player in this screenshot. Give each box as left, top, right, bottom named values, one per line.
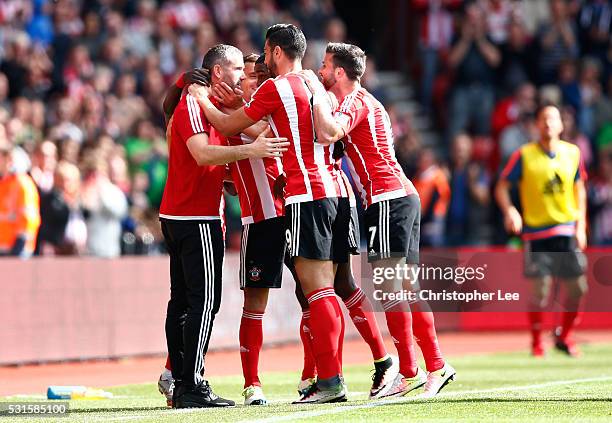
left=300, top=42, right=456, bottom=398
left=496, top=104, right=588, bottom=357
left=159, top=44, right=288, bottom=409
left=189, top=24, right=352, bottom=404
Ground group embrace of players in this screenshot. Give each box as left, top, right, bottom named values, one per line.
left=157, top=23, right=455, bottom=409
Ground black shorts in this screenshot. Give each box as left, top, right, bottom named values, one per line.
left=524, top=236, right=587, bottom=278
left=240, top=216, right=286, bottom=289
left=285, top=197, right=354, bottom=263
left=364, top=194, right=420, bottom=263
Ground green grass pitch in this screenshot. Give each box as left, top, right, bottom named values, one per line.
left=3, top=343, right=612, bottom=422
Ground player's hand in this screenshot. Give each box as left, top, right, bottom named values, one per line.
left=273, top=174, right=286, bottom=200
left=575, top=227, right=587, bottom=250
left=248, top=127, right=290, bottom=159
left=297, top=70, right=327, bottom=98
left=213, top=82, right=245, bottom=109
left=188, top=83, right=212, bottom=101
left=503, top=207, right=523, bottom=235
left=184, top=68, right=211, bottom=86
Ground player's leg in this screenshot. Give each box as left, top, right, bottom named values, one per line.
left=288, top=199, right=346, bottom=404
left=287, top=258, right=318, bottom=394
left=161, top=220, right=187, bottom=407
left=528, top=276, right=553, bottom=356
left=365, top=199, right=424, bottom=398
left=335, top=205, right=389, bottom=363
left=525, top=238, right=555, bottom=357
left=158, top=356, right=174, bottom=407
left=401, top=195, right=454, bottom=397
left=335, top=256, right=398, bottom=398
left=240, top=287, right=268, bottom=403
left=554, top=238, right=588, bottom=356
left=174, top=221, right=234, bottom=408
left=239, top=217, right=286, bottom=405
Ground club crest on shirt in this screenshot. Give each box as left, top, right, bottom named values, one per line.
left=249, top=266, right=262, bottom=282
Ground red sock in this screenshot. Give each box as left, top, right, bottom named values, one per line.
left=383, top=299, right=417, bottom=377
left=528, top=311, right=544, bottom=346
left=344, top=288, right=387, bottom=361
left=411, top=308, right=445, bottom=372
left=338, top=305, right=345, bottom=373
left=559, top=311, right=581, bottom=341
left=307, top=287, right=343, bottom=380
left=239, top=309, right=264, bottom=388
left=299, top=311, right=317, bottom=380
left=165, top=355, right=171, bottom=371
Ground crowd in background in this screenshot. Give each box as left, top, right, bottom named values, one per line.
left=403, top=0, right=612, bottom=247
left=0, top=0, right=610, bottom=258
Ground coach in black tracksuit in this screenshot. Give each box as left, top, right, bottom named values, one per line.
left=159, top=44, right=288, bottom=408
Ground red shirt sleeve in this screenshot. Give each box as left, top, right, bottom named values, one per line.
left=334, top=97, right=368, bottom=133
left=175, top=94, right=211, bottom=142
left=244, top=79, right=280, bottom=122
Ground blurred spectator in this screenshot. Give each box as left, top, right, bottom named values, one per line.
left=0, top=136, right=40, bottom=258
left=413, top=0, right=458, bottom=113
left=594, top=74, right=612, bottom=137
left=498, top=18, right=534, bottom=95
left=80, top=153, right=128, bottom=258
left=589, top=147, right=612, bottom=245
left=413, top=148, right=451, bottom=247
left=561, top=106, right=593, bottom=168
left=499, top=111, right=537, bottom=168
left=577, top=0, right=612, bottom=68
left=577, top=56, right=603, bottom=140
left=481, top=0, right=516, bottom=45
left=491, top=81, right=537, bottom=139
left=30, top=140, right=57, bottom=192
left=535, top=0, right=578, bottom=85
left=290, top=0, right=334, bottom=39
left=0, top=32, right=30, bottom=98
left=53, top=161, right=87, bottom=255
left=446, top=133, right=491, bottom=245
left=559, top=58, right=581, bottom=112
left=448, top=2, right=501, bottom=139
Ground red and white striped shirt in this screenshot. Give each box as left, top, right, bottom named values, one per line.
left=244, top=74, right=342, bottom=205
left=226, top=133, right=284, bottom=224
left=335, top=87, right=417, bottom=208
left=159, top=94, right=225, bottom=220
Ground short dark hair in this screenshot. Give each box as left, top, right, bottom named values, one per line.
left=265, top=24, right=306, bottom=60
left=243, top=53, right=259, bottom=64
left=535, top=102, right=560, bottom=119
left=201, top=44, right=242, bottom=70
left=325, top=43, right=366, bottom=81
left=255, top=54, right=266, bottom=65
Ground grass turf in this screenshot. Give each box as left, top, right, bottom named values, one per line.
left=2, top=343, right=612, bottom=422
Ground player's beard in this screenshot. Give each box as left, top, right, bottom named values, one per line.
left=321, top=74, right=336, bottom=90
left=267, top=56, right=279, bottom=78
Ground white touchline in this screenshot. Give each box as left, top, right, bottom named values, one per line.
left=248, top=375, right=612, bottom=423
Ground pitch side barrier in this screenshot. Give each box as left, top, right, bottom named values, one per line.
left=0, top=248, right=610, bottom=364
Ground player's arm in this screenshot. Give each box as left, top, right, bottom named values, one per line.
left=311, top=100, right=348, bottom=145
left=162, top=69, right=211, bottom=125
left=188, top=84, right=255, bottom=136
left=495, top=150, right=523, bottom=235
left=298, top=70, right=347, bottom=145
left=574, top=159, right=588, bottom=250
left=186, top=128, right=288, bottom=166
